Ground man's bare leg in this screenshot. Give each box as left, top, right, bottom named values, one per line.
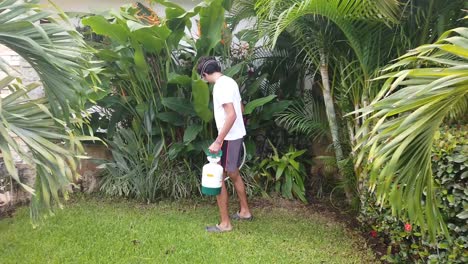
left=216, top=177, right=232, bottom=230
left=228, top=169, right=251, bottom=217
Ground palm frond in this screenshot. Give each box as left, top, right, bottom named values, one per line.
left=275, top=99, right=330, bottom=141
left=446, top=93, right=468, bottom=122
left=0, top=75, right=93, bottom=222
left=255, top=0, right=401, bottom=75
left=227, top=0, right=257, bottom=31
left=315, top=155, right=338, bottom=177
left=354, top=25, right=468, bottom=240
left=0, top=0, right=96, bottom=121
left=0, top=0, right=98, bottom=222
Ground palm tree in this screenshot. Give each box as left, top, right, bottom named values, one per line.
left=0, top=0, right=96, bottom=221
left=354, top=24, right=468, bottom=239
left=397, top=0, right=467, bottom=49
left=254, top=0, right=401, bottom=201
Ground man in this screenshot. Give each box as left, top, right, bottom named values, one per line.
left=197, top=56, right=253, bottom=232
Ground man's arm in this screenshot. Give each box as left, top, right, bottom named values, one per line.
left=208, top=103, right=236, bottom=153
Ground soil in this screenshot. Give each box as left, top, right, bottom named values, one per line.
left=0, top=205, right=16, bottom=219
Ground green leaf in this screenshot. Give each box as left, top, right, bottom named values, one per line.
left=157, top=112, right=185, bottom=126
left=168, top=73, right=192, bottom=86
left=282, top=174, right=293, bottom=199
left=275, top=163, right=286, bottom=180
left=247, top=73, right=268, bottom=96
left=244, top=95, right=277, bottom=115
left=135, top=103, right=148, bottom=118
left=452, top=154, right=466, bottom=163
left=168, top=142, right=185, bottom=160
left=259, top=100, right=293, bottom=120
left=195, top=0, right=225, bottom=56
left=131, top=28, right=166, bottom=53
left=82, top=16, right=128, bottom=43
left=133, top=44, right=148, bottom=71
left=438, top=242, right=449, bottom=249
left=192, top=79, right=213, bottom=122
left=224, top=62, right=245, bottom=78
left=183, top=124, right=203, bottom=144
left=222, top=0, right=234, bottom=11
left=456, top=211, right=468, bottom=219
left=161, top=97, right=194, bottom=116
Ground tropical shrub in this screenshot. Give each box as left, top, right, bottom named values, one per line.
left=252, top=141, right=308, bottom=203
left=99, top=128, right=199, bottom=202
left=79, top=0, right=299, bottom=202
left=80, top=2, right=219, bottom=201
left=359, top=126, right=467, bottom=263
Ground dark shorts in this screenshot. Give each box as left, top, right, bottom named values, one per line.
left=220, top=138, right=243, bottom=173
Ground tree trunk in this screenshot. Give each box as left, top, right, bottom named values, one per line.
left=319, top=50, right=353, bottom=203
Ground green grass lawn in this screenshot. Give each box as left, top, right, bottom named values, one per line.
left=0, top=196, right=377, bottom=264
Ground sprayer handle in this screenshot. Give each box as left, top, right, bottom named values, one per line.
left=205, top=149, right=223, bottom=158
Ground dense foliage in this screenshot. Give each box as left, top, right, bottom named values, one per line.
left=1, top=3, right=466, bottom=262
left=78, top=1, right=297, bottom=201
left=359, top=126, right=467, bottom=263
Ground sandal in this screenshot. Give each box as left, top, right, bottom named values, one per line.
left=231, top=212, right=254, bottom=221
left=206, top=224, right=232, bottom=233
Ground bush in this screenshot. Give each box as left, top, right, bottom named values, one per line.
left=358, top=125, right=467, bottom=263
left=252, top=142, right=308, bottom=203
left=99, top=129, right=200, bottom=202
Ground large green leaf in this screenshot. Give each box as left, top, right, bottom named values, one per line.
left=224, top=62, right=246, bottom=78
left=161, top=97, right=194, bottom=116
left=168, top=73, right=192, bottom=86
left=196, top=0, right=225, bottom=56
left=222, top=0, right=234, bottom=11
left=183, top=124, right=203, bottom=144
left=157, top=112, right=185, bottom=126
left=130, top=28, right=166, bottom=53
left=259, top=100, right=293, bottom=120
left=153, top=0, right=200, bottom=47
left=126, top=21, right=171, bottom=53
left=133, top=44, right=148, bottom=71
left=192, top=80, right=213, bottom=122
left=244, top=95, right=277, bottom=115
left=82, top=16, right=128, bottom=44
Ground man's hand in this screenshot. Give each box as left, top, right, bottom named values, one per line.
left=208, top=140, right=222, bottom=153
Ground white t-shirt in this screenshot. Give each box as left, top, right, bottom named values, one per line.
left=212, top=75, right=246, bottom=140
